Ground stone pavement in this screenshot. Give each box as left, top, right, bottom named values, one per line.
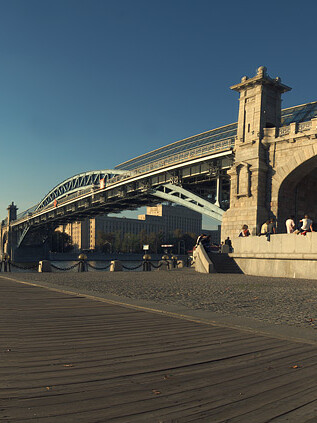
left=1, top=274, right=317, bottom=422
left=4, top=269, right=317, bottom=343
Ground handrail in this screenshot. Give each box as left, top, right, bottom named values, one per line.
left=107, top=138, right=235, bottom=187
left=278, top=119, right=314, bottom=137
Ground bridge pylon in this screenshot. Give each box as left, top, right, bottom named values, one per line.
left=221, top=66, right=291, bottom=240
left=2, top=202, right=18, bottom=259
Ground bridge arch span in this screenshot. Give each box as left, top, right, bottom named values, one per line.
left=35, top=169, right=126, bottom=211
left=275, top=152, right=317, bottom=230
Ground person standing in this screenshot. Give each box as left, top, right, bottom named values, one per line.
left=225, top=237, right=233, bottom=252
left=285, top=215, right=295, bottom=233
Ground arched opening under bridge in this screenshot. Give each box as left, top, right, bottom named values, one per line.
left=278, top=156, right=317, bottom=231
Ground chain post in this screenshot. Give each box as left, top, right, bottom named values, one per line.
left=2, top=254, right=10, bottom=272
left=171, top=255, right=178, bottom=269
left=78, top=253, right=87, bottom=272
left=143, top=254, right=151, bottom=271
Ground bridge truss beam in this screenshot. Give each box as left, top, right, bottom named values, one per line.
left=35, top=169, right=126, bottom=211
left=151, top=183, right=224, bottom=221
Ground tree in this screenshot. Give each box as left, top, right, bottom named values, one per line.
left=51, top=230, right=73, bottom=252
left=96, top=231, right=115, bottom=253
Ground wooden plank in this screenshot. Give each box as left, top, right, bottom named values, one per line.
left=1, top=277, right=317, bottom=422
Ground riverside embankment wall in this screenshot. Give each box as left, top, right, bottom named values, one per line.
left=231, top=233, right=317, bottom=279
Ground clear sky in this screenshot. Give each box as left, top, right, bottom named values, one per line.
left=1, top=0, right=317, bottom=227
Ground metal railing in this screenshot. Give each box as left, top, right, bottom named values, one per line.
left=107, top=138, right=235, bottom=187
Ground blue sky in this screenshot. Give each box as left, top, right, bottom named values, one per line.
left=1, top=0, right=316, bottom=228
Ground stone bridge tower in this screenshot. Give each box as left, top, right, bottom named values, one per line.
left=221, top=66, right=291, bottom=239
left=1, top=202, right=18, bottom=257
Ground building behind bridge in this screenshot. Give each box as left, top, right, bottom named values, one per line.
left=60, top=203, right=202, bottom=251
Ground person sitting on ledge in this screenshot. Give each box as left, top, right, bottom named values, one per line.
left=285, top=215, right=295, bottom=233
left=258, top=219, right=275, bottom=241
left=258, top=220, right=270, bottom=237
left=195, top=233, right=206, bottom=248
left=239, top=224, right=250, bottom=237
left=201, top=235, right=211, bottom=252
left=267, top=218, right=276, bottom=235
left=299, top=214, right=314, bottom=235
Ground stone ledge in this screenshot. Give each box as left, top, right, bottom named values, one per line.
left=231, top=253, right=317, bottom=260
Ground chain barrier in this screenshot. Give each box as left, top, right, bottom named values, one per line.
left=86, top=262, right=111, bottom=270
left=51, top=262, right=80, bottom=271
left=149, top=261, right=165, bottom=269
left=0, top=258, right=186, bottom=273
left=9, top=262, right=38, bottom=270
left=121, top=262, right=143, bottom=270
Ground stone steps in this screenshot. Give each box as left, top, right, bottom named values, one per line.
left=208, top=252, right=242, bottom=274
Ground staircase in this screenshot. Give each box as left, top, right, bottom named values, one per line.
left=208, top=253, right=242, bottom=274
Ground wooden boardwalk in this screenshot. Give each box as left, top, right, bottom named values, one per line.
left=1, top=277, right=317, bottom=422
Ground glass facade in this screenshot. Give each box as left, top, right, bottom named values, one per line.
left=281, top=101, right=317, bottom=126
left=115, top=101, right=317, bottom=171
left=115, top=123, right=237, bottom=171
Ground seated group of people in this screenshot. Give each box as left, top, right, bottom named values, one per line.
left=239, top=215, right=314, bottom=238
left=285, top=215, right=314, bottom=235
left=195, top=234, right=219, bottom=252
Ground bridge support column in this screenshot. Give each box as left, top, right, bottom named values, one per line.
left=214, top=175, right=221, bottom=208
left=5, top=202, right=18, bottom=262
left=221, top=66, right=291, bottom=242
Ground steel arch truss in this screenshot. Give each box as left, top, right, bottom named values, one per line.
left=36, top=169, right=126, bottom=211
left=17, top=226, right=31, bottom=248
left=151, top=183, right=224, bottom=221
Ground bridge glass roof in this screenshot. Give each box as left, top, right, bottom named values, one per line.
left=281, top=101, right=317, bottom=126
left=115, top=123, right=237, bottom=171
left=115, top=101, right=317, bottom=171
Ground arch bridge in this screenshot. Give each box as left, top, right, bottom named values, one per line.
left=3, top=66, right=317, bottom=260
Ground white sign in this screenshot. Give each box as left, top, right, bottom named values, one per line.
left=143, top=245, right=149, bottom=250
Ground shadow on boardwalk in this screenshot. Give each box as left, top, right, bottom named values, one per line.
left=1, top=275, right=317, bottom=422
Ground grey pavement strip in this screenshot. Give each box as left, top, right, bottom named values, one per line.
left=1, top=269, right=317, bottom=344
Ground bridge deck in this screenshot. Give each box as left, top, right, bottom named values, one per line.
left=1, top=277, right=317, bottom=422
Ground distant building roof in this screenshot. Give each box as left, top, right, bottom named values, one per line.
left=115, top=101, right=317, bottom=171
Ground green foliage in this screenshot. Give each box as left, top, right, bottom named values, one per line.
left=96, top=231, right=115, bottom=253
left=94, top=229, right=196, bottom=254
left=51, top=230, right=73, bottom=252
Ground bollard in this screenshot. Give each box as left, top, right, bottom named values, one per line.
left=78, top=253, right=87, bottom=272
left=177, top=260, right=185, bottom=268
left=110, top=260, right=122, bottom=272
left=157, top=260, right=169, bottom=270
left=143, top=254, right=151, bottom=271
left=161, top=255, right=170, bottom=270
left=171, top=255, right=178, bottom=269
left=38, top=260, right=52, bottom=272
left=2, top=254, right=11, bottom=272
